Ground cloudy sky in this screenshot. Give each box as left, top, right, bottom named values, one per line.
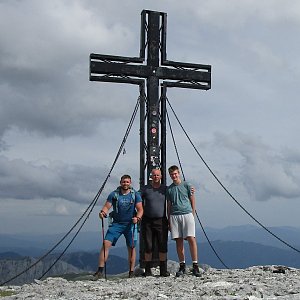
left=1, top=0, right=300, bottom=236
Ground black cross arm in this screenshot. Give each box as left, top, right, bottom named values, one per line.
left=163, top=81, right=210, bottom=90
left=90, top=76, right=144, bottom=85
left=90, top=53, right=144, bottom=64
left=90, top=56, right=211, bottom=89
left=90, top=53, right=145, bottom=85
left=162, top=59, right=211, bottom=70
left=159, top=60, right=211, bottom=90
left=158, top=66, right=210, bottom=89
left=90, top=61, right=150, bottom=78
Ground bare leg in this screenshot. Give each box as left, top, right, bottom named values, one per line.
left=98, top=240, right=112, bottom=267
left=128, top=246, right=136, bottom=272
left=175, top=238, right=185, bottom=262
left=187, top=236, right=198, bottom=262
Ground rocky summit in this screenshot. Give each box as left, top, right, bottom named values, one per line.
left=1, top=265, right=300, bottom=299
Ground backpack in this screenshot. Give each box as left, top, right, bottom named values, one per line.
left=108, top=187, right=137, bottom=224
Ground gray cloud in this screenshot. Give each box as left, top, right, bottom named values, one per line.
left=0, top=155, right=107, bottom=203
left=1, top=0, right=300, bottom=232
left=0, top=1, right=138, bottom=140
left=213, top=131, right=300, bottom=202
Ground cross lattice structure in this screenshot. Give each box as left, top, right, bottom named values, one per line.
left=90, top=9, right=211, bottom=267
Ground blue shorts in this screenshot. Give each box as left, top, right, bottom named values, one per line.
left=105, top=222, right=138, bottom=247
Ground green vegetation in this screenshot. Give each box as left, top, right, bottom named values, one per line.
left=0, top=290, right=15, bottom=297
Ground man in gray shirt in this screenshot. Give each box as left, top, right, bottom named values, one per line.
left=140, top=168, right=170, bottom=277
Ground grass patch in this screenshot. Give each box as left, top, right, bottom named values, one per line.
left=0, top=290, right=15, bottom=297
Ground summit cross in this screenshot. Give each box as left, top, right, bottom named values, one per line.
left=89, top=9, right=211, bottom=185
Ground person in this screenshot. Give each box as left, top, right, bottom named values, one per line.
left=166, top=165, right=201, bottom=277
left=94, top=174, right=143, bottom=278
left=140, top=168, right=170, bottom=277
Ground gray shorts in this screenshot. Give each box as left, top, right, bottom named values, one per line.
left=170, top=213, right=195, bottom=239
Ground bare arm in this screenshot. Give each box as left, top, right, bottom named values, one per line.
left=167, top=200, right=171, bottom=221
left=167, top=199, right=172, bottom=231
left=99, top=201, right=112, bottom=219
left=189, top=193, right=196, bottom=216
left=132, top=202, right=143, bottom=224
left=191, top=186, right=195, bottom=194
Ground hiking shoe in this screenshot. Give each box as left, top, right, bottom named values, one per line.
left=143, top=269, right=153, bottom=277
left=128, top=271, right=135, bottom=278
left=93, top=270, right=104, bottom=279
left=176, top=263, right=186, bottom=277
left=160, top=270, right=170, bottom=277
left=192, top=264, right=201, bottom=277
left=159, top=261, right=170, bottom=277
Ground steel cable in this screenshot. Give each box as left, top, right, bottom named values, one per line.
left=166, top=108, right=229, bottom=269
left=0, top=97, right=140, bottom=286
left=166, top=97, right=300, bottom=255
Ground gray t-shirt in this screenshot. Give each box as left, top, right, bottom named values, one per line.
left=140, top=184, right=167, bottom=218
left=167, top=181, right=192, bottom=215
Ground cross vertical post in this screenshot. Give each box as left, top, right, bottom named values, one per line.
left=146, top=12, right=161, bottom=183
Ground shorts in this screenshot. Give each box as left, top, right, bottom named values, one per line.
left=105, top=222, right=138, bottom=247
left=141, top=216, right=168, bottom=253
left=169, top=213, right=195, bottom=239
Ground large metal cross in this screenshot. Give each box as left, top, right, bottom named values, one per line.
left=90, top=10, right=211, bottom=187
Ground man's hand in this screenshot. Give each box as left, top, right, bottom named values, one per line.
left=99, top=210, right=107, bottom=219
left=132, top=216, right=141, bottom=224
left=191, top=186, right=195, bottom=194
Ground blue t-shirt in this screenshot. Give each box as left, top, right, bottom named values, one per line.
left=107, top=189, right=142, bottom=223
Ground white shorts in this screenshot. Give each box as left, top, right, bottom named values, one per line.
left=170, top=213, right=195, bottom=239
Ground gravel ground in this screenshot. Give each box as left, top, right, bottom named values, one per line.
left=1, top=265, right=300, bottom=299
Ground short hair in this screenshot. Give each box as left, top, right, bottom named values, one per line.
left=120, top=174, right=131, bottom=181
left=168, top=165, right=179, bottom=173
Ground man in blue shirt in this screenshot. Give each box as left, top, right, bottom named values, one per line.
left=94, top=174, right=143, bottom=278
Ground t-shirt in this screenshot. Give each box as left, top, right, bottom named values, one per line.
left=140, top=184, right=167, bottom=218
left=107, top=189, right=142, bottom=223
left=167, top=181, right=192, bottom=215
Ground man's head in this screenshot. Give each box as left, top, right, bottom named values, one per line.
left=151, top=168, right=162, bottom=184
left=120, top=174, right=131, bottom=191
left=168, top=165, right=181, bottom=183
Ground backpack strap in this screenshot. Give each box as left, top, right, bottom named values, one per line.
left=112, top=187, right=121, bottom=214
left=112, top=186, right=136, bottom=214
left=130, top=188, right=136, bottom=204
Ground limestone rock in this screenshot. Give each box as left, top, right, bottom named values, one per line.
left=1, top=265, right=300, bottom=299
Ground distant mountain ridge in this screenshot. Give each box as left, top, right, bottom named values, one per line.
left=0, top=256, right=82, bottom=285
left=2, top=224, right=300, bottom=286
left=0, top=253, right=128, bottom=286
left=1, top=224, right=300, bottom=254
left=2, top=239, right=300, bottom=286
left=200, top=225, right=300, bottom=249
